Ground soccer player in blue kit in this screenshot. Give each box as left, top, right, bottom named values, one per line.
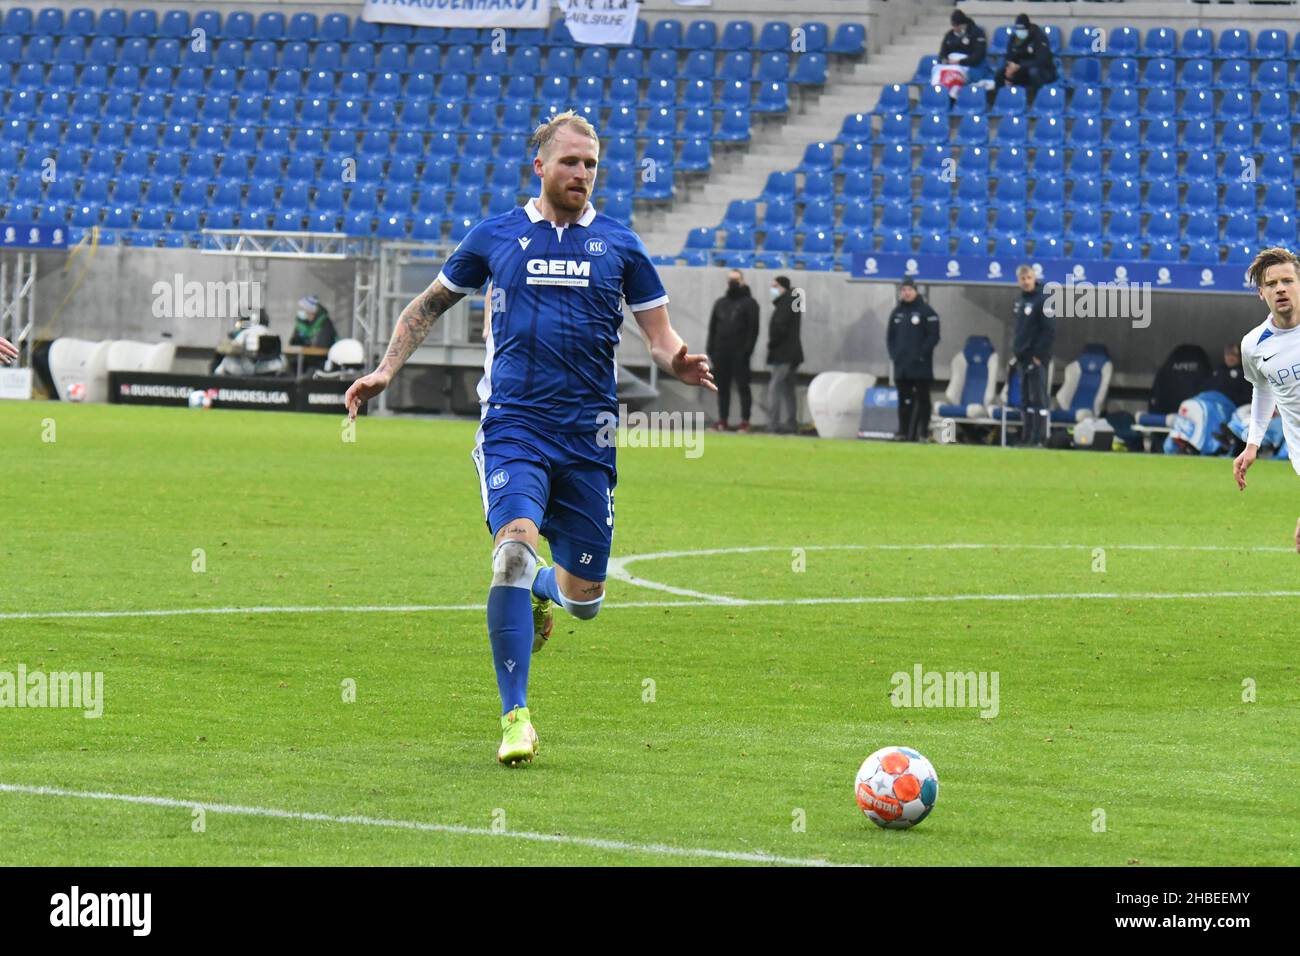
left=345, top=112, right=716, bottom=766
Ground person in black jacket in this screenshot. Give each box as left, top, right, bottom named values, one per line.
left=707, top=270, right=760, bottom=432
left=887, top=277, right=940, bottom=442
left=1011, top=265, right=1056, bottom=447
left=940, top=10, right=990, bottom=85
left=1210, top=343, right=1252, bottom=407
left=998, top=13, right=1057, bottom=98
left=764, top=276, right=804, bottom=434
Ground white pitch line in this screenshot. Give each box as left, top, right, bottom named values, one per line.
left=6, top=542, right=1297, bottom=621
left=6, top=589, right=1300, bottom=622
left=0, top=783, right=850, bottom=868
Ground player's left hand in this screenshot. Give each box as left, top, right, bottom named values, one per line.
left=1294, top=516, right=1299, bottom=554
left=672, top=344, right=717, bottom=392
left=0, top=336, right=17, bottom=365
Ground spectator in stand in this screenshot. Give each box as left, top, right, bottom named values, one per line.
left=887, top=277, right=940, bottom=442
left=214, top=309, right=288, bottom=377
left=707, top=270, right=759, bottom=433
left=1211, top=342, right=1253, bottom=407
left=997, top=13, right=1057, bottom=100
left=764, top=276, right=804, bottom=434
left=939, top=10, right=991, bottom=87
left=289, top=295, right=338, bottom=350
left=0, top=336, right=16, bottom=365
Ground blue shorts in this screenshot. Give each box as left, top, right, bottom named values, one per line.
left=470, top=418, right=617, bottom=580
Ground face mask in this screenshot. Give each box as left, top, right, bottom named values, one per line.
left=295, top=310, right=308, bottom=322
left=1014, top=28, right=1028, bottom=40
left=770, top=287, right=782, bottom=301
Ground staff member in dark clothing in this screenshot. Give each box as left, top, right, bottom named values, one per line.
left=707, top=270, right=760, bottom=433
left=1210, top=342, right=1252, bottom=407
left=1012, top=265, right=1056, bottom=447
left=765, top=276, right=804, bottom=434
left=998, top=13, right=1057, bottom=97
left=940, top=10, right=990, bottom=85
left=887, top=277, right=940, bottom=442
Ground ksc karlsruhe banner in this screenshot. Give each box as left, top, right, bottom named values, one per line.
left=361, top=0, right=550, bottom=29
left=850, top=253, right=1256, bottom=295
left=556, top=0, right=639, bottom=46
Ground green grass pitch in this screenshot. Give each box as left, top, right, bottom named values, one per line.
left=1, top=402, right=1297, bottom=866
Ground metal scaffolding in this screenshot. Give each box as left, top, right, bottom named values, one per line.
left=0, top=249, right=37, bottom=368
left=199, top=229, right=381, bottom=361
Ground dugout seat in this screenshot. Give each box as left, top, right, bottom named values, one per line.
left=935, top=336, right=1000, bottom=420
left=1052, top=344, right=1112, bottom=423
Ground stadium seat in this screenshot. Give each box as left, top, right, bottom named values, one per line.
left=937, top=336, right=999, bottom=420
left=830, top=23, right=866, bottom=57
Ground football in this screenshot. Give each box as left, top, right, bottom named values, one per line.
left=187, top=389, right=212, bottom=410
left=855, top=746, right=939, bottom=829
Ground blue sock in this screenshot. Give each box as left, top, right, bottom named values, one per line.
left=532, top=565, right=563, bottom=605
left=487, top=584, right=533, bottom=714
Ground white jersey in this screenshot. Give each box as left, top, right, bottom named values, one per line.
left=1240, top=313, right=1300, bottom=475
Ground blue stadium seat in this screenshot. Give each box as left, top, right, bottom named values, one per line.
left=754, top=81, right=788, bottom=112
left=916, top=112, right=947, bottom=145
left=1179, top=59, right=1213, bottom=90
left=1260, top=122, right=1293, bottom=154
left=994, top=146, right=1027, bottom=178
left=1178, top=89, right=1214, bottom=122
left=1218, top=61, right=1251, bottom=92
left=1178, top=29, right=1212, bottom=61
left=764, top=200, right=796, bottom=231
left=1068, top=25, right=1102, bottom=57
left=1070, top=58, right=1101, bottom=85
left=873, top=83, right=908, bottom=116
left=1184, top=211, right=1218, bottom=244
left=950, top=113, right=984, bottom=147
left=1179, top=180, right=1215, bottom=215
left=1181, top=151, right=1217, bottom=184
left=1141, top=27, right=1176, bottom=59
left=720, top=20, right=754, bottom=52
left=1255, top=61, right=1289, bottom=93
left=993, top=114, right=1027, bottom=147
left=1103, top=87, right=1138, bottom=121
left=1108, top=58, right=1138, bottom=87
left=651, top=19, right=683, bottom=50
left=1264, top=182, right=1296, bottom=213
left=993, top=85, right=1024, bottom=115
left=1186, top=242, right=1217, bottom=264
left=912, top=83, right=947, bottom=117
left=830, top=23, right=865, bottom=57
left=1066, top=86, right=1101, bottom=119
left=1217, top=28, right=1251, bottom=60
left=1068, top=177, right=1103, bottom=213
left=717, top=109, right=751, bottom=143
left=1225, top=212, right=1259, bottom=245
left=993, top=173, right=1026, bottom=208
left=910, top=55, right=937, bottom=86
left=1105, top=178, right=1140, bottom=214
left=1029, top=84, right=1065, bottom=119
left=1261, top=153, right=1296, bottom=183
left=684, top=20, right=717, bottom=51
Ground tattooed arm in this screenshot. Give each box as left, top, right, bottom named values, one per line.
left=345, top=279, right=465, bottom=420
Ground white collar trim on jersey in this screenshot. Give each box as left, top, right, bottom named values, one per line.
left=525, top=197, right=596, bottom=228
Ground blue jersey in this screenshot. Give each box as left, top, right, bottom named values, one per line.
left=438, top=198, right=668, bottom=434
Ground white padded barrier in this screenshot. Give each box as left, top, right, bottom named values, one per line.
left=807, top=371, right=877, bottom=439
left=48, top=337, right=112, bottom=403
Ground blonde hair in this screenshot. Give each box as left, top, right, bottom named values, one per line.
left=529, top=110, right=600, bottom=158
left=1016, top=264, right=1035, bottom=278
left=1247, top=247, right=1300, bottom=288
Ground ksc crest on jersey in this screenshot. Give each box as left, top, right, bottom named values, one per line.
left=584, top=238, right=607, bottom=256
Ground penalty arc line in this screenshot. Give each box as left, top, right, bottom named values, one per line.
left=0, top=783, right=853, bottom=868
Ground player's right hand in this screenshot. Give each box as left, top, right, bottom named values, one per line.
left=345, top=370, right=391, bottom=421
left=1233, top=445, right=1258, bottom=491
left=0, top=336, right=17, bottom=365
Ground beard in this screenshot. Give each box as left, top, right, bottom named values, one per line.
left=546, top=179, right=591, bottom=213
